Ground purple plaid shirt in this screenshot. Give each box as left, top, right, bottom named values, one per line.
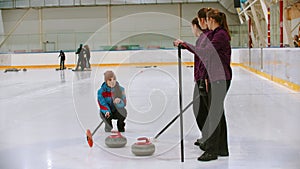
left=183, top=27, right=232, bottom=82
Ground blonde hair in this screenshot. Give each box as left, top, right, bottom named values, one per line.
left=84, top=45, right=89, bottom=50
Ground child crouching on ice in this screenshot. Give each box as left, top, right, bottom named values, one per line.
left=97, top=70, right=127, bottom=132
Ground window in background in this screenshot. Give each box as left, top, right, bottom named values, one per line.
left=59, top=0, right=74, bottom=6
left=16, top=0, right=29, bottom=8
left=45, top=0, right=59, bottom=7
left=81, top=0, right=96, bottom=6
left=30, top=0, right=44, bottom=7
left=0, top=0, right=13, bottom=8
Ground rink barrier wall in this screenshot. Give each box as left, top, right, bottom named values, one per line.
left=0, top=48, right=299, bottom=91
left=237, top=48, right=300, bottom=92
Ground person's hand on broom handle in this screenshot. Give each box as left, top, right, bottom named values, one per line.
left=173, top=39, right=184, bottom=47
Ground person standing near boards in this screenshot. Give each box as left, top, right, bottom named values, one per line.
left=75, top=44, right=85, bottom=71
left=58, top=50, right=66, bottom=70
left=298, top=26, right=300, bottom=47
left=84, top=45, right=91, bottom=70
left=174, top=8, right=232, bottom=161
left=174, top=8, right=213, bottom=151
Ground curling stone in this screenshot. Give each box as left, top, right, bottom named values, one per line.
left=105, top=131, right=127, bottom=148
left=131, top=137, right=155, bottom=156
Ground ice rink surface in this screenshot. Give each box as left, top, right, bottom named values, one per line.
left=1, top=65, right=300, bottom=169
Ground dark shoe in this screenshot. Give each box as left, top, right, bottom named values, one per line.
left=194, top=138, right=203, bottom=146
left=194, top=141, right=200, bottom=146
left=194, top=138, right=202, bottom=146
left=197, top=152, right=218, bottom=161
left=198, top=142, right=206, bottom=151
left=218, top=151, right=229, bottom=157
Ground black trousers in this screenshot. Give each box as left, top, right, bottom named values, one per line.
left=201, top=80, right=231, bottom=155
left=193, top=80, right=209, bottom=132
left=100, top=104, right=127, bottom=131
left=60, top=59, right=65, bottom=70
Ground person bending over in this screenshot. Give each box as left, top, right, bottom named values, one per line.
left=97, top=70, right=127, bottom=132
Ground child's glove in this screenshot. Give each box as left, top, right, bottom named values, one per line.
left=105, top=112, right=110, bottom=118
left=113, top=98, right=121, bottom=104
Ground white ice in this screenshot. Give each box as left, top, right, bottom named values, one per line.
left=1, top=65, right=300, bottom=169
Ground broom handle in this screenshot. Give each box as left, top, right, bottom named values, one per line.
left=92, top=120, right=104, bottom=136
left=154, top=44, right=199, bottom=140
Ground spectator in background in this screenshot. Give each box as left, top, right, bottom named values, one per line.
left=84, top=45, right=91, bottom=69
left=298, top=26, right=300, bottom=47
left=293, top=35, right=299, bottom=47
left=75, top=44, right=85, bottom=71
left=58, top=50, right=66, bottom=70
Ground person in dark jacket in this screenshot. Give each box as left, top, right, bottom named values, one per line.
left=97, top=70, right=127, bottom=132
left=293, top=35, right=299, bottom=47
left=191, top=9, right=213, bottom=147
left=174, top=8, right=232, bottom=161
left=175, top=8, right=213, bottom=149
left=58, top=50, right=66, bottom=70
